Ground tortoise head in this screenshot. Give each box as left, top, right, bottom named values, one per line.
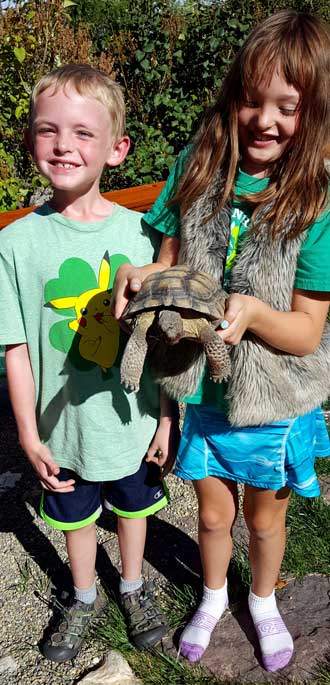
left=157, top=309, right=184, bottom=344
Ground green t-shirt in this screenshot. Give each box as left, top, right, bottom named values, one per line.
left=0, top=203, right=161, bottom=480
left=144, top=151, right=330, bottom=409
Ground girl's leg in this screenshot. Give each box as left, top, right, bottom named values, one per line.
left=197, top=476, right=239, bottom=587
left=244, top=485, right=290, bottom=596
left=243, top=486, right=293, bottom=672
left=179, top=476, right=238, bottom=662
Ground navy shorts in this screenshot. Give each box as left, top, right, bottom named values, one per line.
left=40, top=460, right=169, bottom=531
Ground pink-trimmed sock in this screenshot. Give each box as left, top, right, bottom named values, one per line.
left=248, top=588, right=293, bottom=672
left=179, top=581, right=228, bottom=662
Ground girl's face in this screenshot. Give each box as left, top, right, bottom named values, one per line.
left=237, top=68, right=300, bottom=178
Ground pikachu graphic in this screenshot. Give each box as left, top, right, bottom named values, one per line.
left=46, top=252, right=120, bottom=372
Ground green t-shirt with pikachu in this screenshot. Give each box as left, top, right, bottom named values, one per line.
left=0, top=203, right=161, bottom=480
left=144, top=149, right=330, bottom=410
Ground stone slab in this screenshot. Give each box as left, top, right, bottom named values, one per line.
left=196, top=574, right=330, bottom=682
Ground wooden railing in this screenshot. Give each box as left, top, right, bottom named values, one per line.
left=0, top=180, right=165, bottom=230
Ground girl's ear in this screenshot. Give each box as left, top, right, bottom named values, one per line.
left=24, top=128, right=34, bottom=157
left=106, top=135, right=131, bottom=168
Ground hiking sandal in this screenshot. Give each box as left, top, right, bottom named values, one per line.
left=42, top=592, right=106, bottom=663
left=120, top=580, right=168, bottom=650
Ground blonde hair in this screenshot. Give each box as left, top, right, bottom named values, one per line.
left=174, top=10, right=330, bottom=238
left=29, top=63, right=126, bottom=141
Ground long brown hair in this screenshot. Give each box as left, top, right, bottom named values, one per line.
left=173, top=10, right=330, bottom=238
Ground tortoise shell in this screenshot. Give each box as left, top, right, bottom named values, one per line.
left=123, top=265, right=226, bottom=321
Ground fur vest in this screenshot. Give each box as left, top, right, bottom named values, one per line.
left=175, top=168, right=330, bottom=426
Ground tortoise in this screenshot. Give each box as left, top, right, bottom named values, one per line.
left=120, top=265, right=231, bottom=397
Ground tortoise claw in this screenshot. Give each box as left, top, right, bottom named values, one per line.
left=122, top=378, right=140, bottom=392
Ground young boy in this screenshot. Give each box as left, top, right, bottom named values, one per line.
left=0, top=64, right=178, bottom=662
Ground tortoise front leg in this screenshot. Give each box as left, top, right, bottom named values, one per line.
left=199, top=325, right=231, bottom=383
left=120, top=312, right=153, bottom=392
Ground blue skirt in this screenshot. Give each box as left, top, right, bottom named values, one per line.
left=175, top=405, right=330, bottom=498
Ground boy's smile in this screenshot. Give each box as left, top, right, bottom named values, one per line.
left=31, top=85, right=123, bottom=200
left=237, top=69, right=300, bottom=178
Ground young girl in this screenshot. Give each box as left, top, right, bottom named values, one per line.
left=112, top=10, right=330, bottom=672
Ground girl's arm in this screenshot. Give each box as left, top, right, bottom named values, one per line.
left=220, top=289, right=330, bottom=355
left=146, top=391, right=180, bottom=478
left=6, top=343, right=75, bottom=492
left=111, top=234, right=180, bottom=320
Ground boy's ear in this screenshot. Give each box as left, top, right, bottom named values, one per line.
left=24, top=128, right=34, bottom=157
left=106, top=135, right=130, bottom=168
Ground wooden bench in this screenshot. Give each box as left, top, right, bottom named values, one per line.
left=0, top=181, right=165, bottom=231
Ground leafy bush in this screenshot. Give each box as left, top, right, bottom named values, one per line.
left=1, top=0, right=329, bottom=209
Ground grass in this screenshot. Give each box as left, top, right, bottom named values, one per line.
left=15, top=555, right=50, bottom=596
left=162, top=582, right=199, bottom=630
left=315, top=456, right=330, bottom=477
left=93, top=592, right=232, bottom=685
left=283, top=494, right=330, bottom=577
left=314, top=653, right=330, bottom=685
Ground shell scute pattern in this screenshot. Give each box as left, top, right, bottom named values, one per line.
left=123, top=265, right=225, bottom=323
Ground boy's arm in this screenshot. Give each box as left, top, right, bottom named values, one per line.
left=146, top=391, right=180, bottom=479
left=111, top=234, right=180, bottom=320
left=6, top=343, right=75, bottom=492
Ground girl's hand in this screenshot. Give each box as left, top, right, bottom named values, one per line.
left=146, top=416, right=181, bottom=479
left=21, top=436, right=75, bottom=493
left=218, top=293, right=259, bottom=345
left=219, top=290, right=330, bottom=355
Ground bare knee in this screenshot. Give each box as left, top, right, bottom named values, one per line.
left=199, top=507, right=234, bottom=535
left=244, top=511, right=285, bottom=541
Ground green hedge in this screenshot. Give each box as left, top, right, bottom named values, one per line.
left=1, top=0, right=329, bottom=211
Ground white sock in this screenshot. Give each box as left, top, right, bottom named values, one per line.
left=248, top=589, right=293, bottom=672
left=74, top=580, right=97, bottom=605
left=179, top=580, right=228, bottom=662
left=119, top=576, right=143, bottom=595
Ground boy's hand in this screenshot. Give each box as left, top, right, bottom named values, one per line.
left=146, top=416, right=180, bottom=479
left=21, top=438, right=75, bottom=492
left=111, top=235, right=179, bottom=321
left=111, top=259, right=172, bottom=321
left=111, top=263, right=142, bottom=320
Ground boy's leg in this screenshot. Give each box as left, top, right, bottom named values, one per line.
left=104, top=460, right=169, bottom=649
left=243, top=485, right=293, bottom=672
left=179, top=476, right=238, bottom=662
left=66, top=523, right=97, bottom=600
left=117, top=515, right=146, bottom=582
left=117, top=515, right=168, bottom=649
left=40, top=471, right=106, bottom=662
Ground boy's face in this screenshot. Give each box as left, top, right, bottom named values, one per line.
left=30, top=85, right=125, bottom=195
